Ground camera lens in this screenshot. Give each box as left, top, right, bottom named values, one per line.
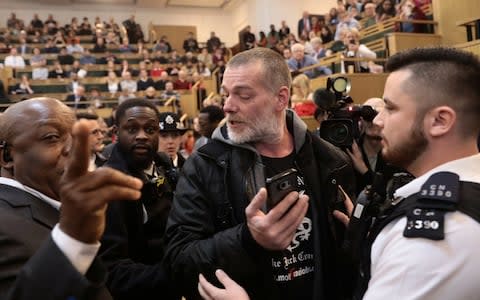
left=328, top=123, right=350, bottom=144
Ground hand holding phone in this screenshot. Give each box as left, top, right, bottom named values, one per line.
left=266, top=168, right=299, bottom=210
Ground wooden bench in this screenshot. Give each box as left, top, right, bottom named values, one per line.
left=455, top=39, right=480, bottom=57
left=386, top=32, right=442, bottom=56
left=456, top=17, right=480, bottom=42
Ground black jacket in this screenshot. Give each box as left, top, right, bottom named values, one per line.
left=164, top=110, right=356, bottom=299
left=99, top=145, right=179, bottom=300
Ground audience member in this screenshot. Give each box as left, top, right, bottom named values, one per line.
left=10, top=75, right=34, bottom=96
left=183, top=32, right=199, bottom=53
left=30, top=47, right=48, bottom=80
left=206, top=31, right=222, bottom=53
left=288, top=43, right=332, bottom=78
left=173, top=71, right=192, bottom=90
left=363, top=2, right=378, bottom=28
left=120, top=71, right=138, bottom=94
left=242, top=25, right=256, bottom=50
left=65, top=85, right=88, bottom=109
left=160, top=82, right=180, bottom=110
left=193, top=105, right=225, bottom=150
left=137, top=70, right=155, bottom=91
left=75, top=112, right=107, bottom=170
left=4, top=48, right=25, bottom=70
left=58, top=47, right=75, bottom=65
left=298, top=11, right=312, bottom=38
left=376, top=0, right=396, bottom=22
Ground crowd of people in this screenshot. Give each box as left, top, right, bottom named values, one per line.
left=0, top=13, right=228, bottom=108
left=1, top=44, right=480, bottom=300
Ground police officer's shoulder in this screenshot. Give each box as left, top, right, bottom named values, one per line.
left=402, top=172, right=460, bottom=241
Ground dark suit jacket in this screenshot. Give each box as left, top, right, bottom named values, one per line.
left=65, top=94, right=88, bottom=109
left=0, top=184, right=111, bottom=300
left=298, top=16, right=312, bottom=37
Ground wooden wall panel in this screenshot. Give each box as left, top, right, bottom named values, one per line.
left=151, top=25, right=196, bottom=53
left=433, top=0, right=480, bottom=45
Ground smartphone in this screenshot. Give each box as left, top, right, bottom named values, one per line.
left=265, top=168, right=299, bottom=210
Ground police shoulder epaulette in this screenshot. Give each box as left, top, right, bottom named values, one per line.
left=403, top=172, right=460, bottom=240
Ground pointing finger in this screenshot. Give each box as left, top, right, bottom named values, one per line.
left=63, top=119, right=96, bottom=181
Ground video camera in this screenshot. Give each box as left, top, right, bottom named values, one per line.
left=314, top=76, right=378, bottom=148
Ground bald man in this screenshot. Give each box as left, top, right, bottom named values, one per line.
left=0, top=98, right=142, bottom=299
left=346, top=97, right=403, bottom=195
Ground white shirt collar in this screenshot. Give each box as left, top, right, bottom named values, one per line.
left=0, top=177, right=60, bottom=210
left=395, top=153, right=480, bottom=199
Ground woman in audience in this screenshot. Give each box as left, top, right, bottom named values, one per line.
left=320, top=25, right=334, bottom=44
left=10, top=75, right=34, bottom=95
left=257, top=31, right=267, bottom=47
left=197, top=62, right=211, bottom=77
left=106, top=71, right=120, bottom=97
left=197, top=48, right=213, bottom=70
left=342, top=28, right=380, bottom=73
left=376, top=0, right=396, bottom=22
left=290, top=74, right=316, bottom=116
left=52, top=30, right=67, bottom=47
left=49, top=60, right=68, bottom=79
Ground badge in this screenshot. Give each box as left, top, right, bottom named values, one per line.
left=404, top=208, right=445, bottom=240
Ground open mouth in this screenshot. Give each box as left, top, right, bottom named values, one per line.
left=132, top=144, right=151, bottom=154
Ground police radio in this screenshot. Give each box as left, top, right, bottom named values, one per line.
left=343, top=173, right=386, bottom=262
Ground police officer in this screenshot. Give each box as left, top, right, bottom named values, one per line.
left=335, top=47, right=480, bottom=299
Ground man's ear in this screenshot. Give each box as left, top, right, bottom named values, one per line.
left=426, top=106, right=456, bottom=137
left=112, top=125, right=118, bottom=136
left=276, top=86, right=290, bottom=111
left=0, top=145, right=14, bottom=170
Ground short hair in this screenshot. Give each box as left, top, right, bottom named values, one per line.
left=76, top=112, right=99, bottom=120
left=291, top=43, right=305, bottom=53
left=200, top=105, right=225, bottom=123
left=310, top=37, right=323, bottom=46
left=227, top=47, right=292, bottom=93
left=115, top=98, right=160, bottom=125
left=386, top=47, right=480, bottom=137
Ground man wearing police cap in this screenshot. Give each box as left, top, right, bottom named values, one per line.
left=158, top=112, right=188, bottom=169
left=99, top=98, right=179, bottom=299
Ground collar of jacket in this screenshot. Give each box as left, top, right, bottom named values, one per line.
left=0, top=184, right=58, bottom=229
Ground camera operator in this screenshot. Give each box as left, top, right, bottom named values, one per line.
left=99, top=98, right=179, bottom=299
left=342, top=28, right=379, bottom=73
left=346, top=97, right=403, bottom=195
left=336, top=47, right=480, bottom=299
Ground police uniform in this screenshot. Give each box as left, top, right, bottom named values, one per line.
left=363, top=154, right=480, bottom=300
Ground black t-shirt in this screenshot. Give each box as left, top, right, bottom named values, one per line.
left=262, top=152, right=315, bottom=300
